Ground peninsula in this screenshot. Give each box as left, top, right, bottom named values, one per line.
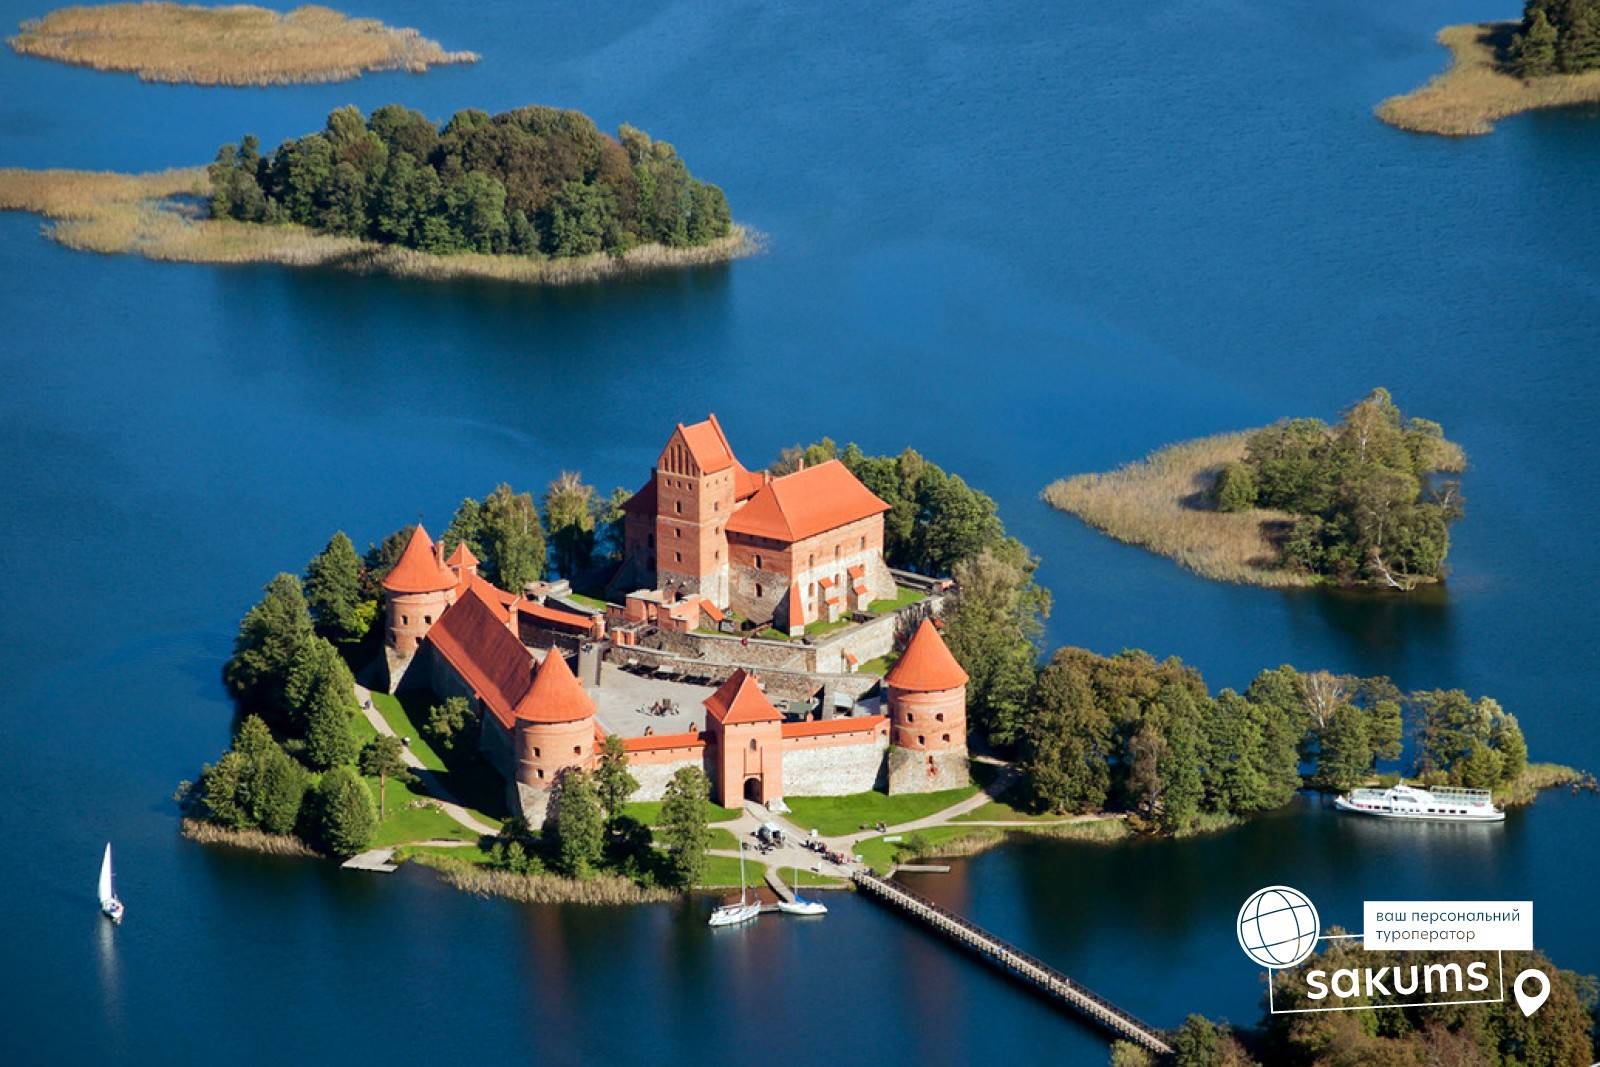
left=1043, top=389, right=1466, bottom=590
left=1379, top=9, right=1600, bottom=137
left=0, top=104, right=751, bottom=286
left=8, top=3, right=476, bottom=86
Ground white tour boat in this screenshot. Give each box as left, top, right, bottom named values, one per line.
left=707, top=843, right=760, bottom=928
left=1334, top=782, right=1504, bottom=823
left=98, top=842, right=125, bottom=923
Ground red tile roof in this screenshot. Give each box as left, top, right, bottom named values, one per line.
left=446, top=541, right=479, bottom=568
left=698, top=598, right=725, bottom=624
left=781, top=715, right=886, bottom=739
left=704, top=668, right=781, bottom=725
left=518, top=600, right=594, bottom=632
left=886, top=619, right=969, bottom=692
left=732, top=462, right=766, bottom=501
left=514, top=647, right=596, bottom=724
left=383, top=525, right=457, bottom=594
left=621, top=731, right=707, bottom=753
left=725, top=460, right=889, bottom=542
left=455, top=573, right=517, bottom=619
left=677, top=414, right=736, bottom=474
left=425, top=585, right=535, bottom=729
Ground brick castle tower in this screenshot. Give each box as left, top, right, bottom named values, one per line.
left=382, top=525, right=458, bottom=690
left=884, top=619, right=970, bottom=793
left=512, top=650, right=598, bottom=824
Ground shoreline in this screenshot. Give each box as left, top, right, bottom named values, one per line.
left=180, top=817, right=321, bottom=857
left=8, top=3, right=477, bottom=86
left=0, top=166, right=758, bottom=287
left=1042, top=431, right=1316, bottom=589
left=1378, top=22, right=1600, bottom=137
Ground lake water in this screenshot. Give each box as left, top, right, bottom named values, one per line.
left=2, top=1, right=1597, bottom=1063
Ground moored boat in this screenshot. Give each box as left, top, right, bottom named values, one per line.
left=708, top=843, right=760, bottom=928
left=1334, top=782, right=1504, bottom=823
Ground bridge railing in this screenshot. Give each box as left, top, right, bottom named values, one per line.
left=853, top=870, right=1170, bottom=1047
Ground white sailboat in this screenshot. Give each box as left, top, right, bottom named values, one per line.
left=98, top=843, right=124, bottom=924
left=707, top=843, right=760, bottom=928
left=777, top=863, right=827, bottom=917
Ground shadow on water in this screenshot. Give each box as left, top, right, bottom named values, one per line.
left=1277, top=580, right=1461, bottom=682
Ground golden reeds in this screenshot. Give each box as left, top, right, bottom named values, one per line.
left=1042, top=432, right=1314, bottom=588
left=414, top=853, right=678, bottom=905
left=180, top=817, right=320, bottom=857
left=1378, top=23, right=1600, bottom=136
left=0, top=165, right=757, bottom=284
left=8, top=2, right=476, bottom=85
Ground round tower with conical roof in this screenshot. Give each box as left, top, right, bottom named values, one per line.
left=512, top=649, right=598, bottom=824
left=885, top=618, right=970, bottom=794
left=382, top=525, right=458, bottom=691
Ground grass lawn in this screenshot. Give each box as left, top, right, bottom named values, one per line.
left=366, top=776, right=484, bottom=848
left=754, top=627, right=794, bottom=642
left=769, top=864, right=849, bottom=890
left=783, top=786, right=978, bottom=836
left=395, top=842, right=497, bottom=866
left=953, top=799, right=1070, bottom=823
left=855, top=651, right=900, bottom=676
left=867, top=586, right=926, bottom=614
left=621, top=799, right=743, bottom=826
left=350, top=706, right=378, bottom=745
left=369, top=691, right=446, bottom=772
left=854, top=825, right=1005, bottom=874
left=706, top=827, right=741, bottom=850
left=699, top=852, right=759, bottom=889
left=566, top=592, right=609, bottom=611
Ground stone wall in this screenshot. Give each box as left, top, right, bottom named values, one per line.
left=627, top=754, right=707, bottom=801
left=781, top=735, right=889, bottom=797
left=887, top=744, right=970, bottom=794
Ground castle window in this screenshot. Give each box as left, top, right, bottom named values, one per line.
left=402, top=615, right=409, bottom=625
left=573, top=745, right=582, bottom=755
left=906, top=713, right=914, bottom=723
left=835, top=546, right=841, bottom=560
left=674, top=551, right=682, bottom=563
left=755, top=583, right=764, bottom=599
left=675, top=500, right=683, bottom=515
left=534, top=747, right=541, bottom=757
left=536, top=769, right=545, bottom=779
left=942, top=733, right=951, bottom=743
left=860, top=536, right=866, bottom=550
left=714, top=500, right=720, bottom=511
left=674, top=527, right=681, bottom=538
left=918, top=735, right=925, bottom=747
left=754, top=554, right=762, bottom=570
left=936, top=712, right=944, bottom=722
left=749, top=738, right=758, bottom=751
left=424, top=615, right=432, bottom=625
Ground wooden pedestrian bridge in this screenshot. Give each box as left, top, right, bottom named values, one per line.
left=851, top=869, right=1174, bottom=1056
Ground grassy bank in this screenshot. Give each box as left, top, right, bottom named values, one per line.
left=0, top=166, right=756, bottom=286
left=1378, top=23, right=1600, bottom=136
left=783, top=785, right=978, bottom=836
left=8, top=3, right=475, bottom=86
left=180, top=817, right=320, bottom=857
left=1042, top=431, right=1313, bottom=588
left=1495, top=763, right=1593, bottom=807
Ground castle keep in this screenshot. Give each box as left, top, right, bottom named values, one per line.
left=381, top=416, right=969, bottom=822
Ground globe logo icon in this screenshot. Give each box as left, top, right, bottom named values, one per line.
left=1237, top=885, right=1320, bottom=968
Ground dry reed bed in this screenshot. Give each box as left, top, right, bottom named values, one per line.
left=0, top=166, right=756, bottom=284
left=1042, top=431, right=1313, bottom=588
left=415, top=854, right=677, bottom=905
left=180, top=817, right=320, bottom=857
left=8, top=3, right=476, bottom=85
left=1378, top=22, right=1600, bottom=136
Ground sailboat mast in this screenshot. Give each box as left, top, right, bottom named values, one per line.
left=738, top=842, right=747, bottom=905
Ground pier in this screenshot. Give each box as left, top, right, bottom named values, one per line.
left=851, top=869, right=1174, bottom=1055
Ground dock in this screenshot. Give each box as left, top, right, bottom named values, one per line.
left=763, top=867, right=796, bottom=903
left=852, top=869, right=1173, bottom=1055
left=341, top=848, right=398, bottom=873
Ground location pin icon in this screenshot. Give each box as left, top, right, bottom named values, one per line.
left=1514, top=968, right=1550, bottom=1017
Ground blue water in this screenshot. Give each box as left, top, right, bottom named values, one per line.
left=2, top=1, right=1598, bottom=1063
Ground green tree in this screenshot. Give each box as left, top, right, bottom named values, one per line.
left=941, top=543, right=1050, bottom=745
left=594, top=486, right=632, bottom=563
left=1205, top=691, right=1269, bottom=813
left=1491, top=708, right=1528, bottom=785
left=1513, top=7, right=1560, bottom=76
left=1019, top=653, right=1112, bottom=813
left=425, top=695, right=472, bottom=754
left=550, top=769, right=605, bottom=877
left=442, top=498, right=486, bottom=560
left=358, top=735, right=416, bottom=820
left=195, top=751, right=250, bottom=829
left=316, top=765, right=376, bottom=856
left=481, top=483, right=546, bottom=590
left=544, top=471, right=598, bottom=578
left=1312, top=704, right=1372, bottom=790
left=1212, top=462, right=1257, bottom=512
left=284, top=637, right=360, bottom=769
left=1156, top=684, right=1207, bottom=832
left=595, top=733, right=639, bottom=825
left=658, top=766, right=711, bottom=888
left=233, top=715, right=308, bottom=834
left=223, top=573, right=314, bottom=715
left=304, top=531, right=364, bottom=641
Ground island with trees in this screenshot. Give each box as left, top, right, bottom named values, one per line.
left=1379, top=2, right=1600, bottom=136
left=8, top=3, right=476, bottom=86
left=1043, top=390, right=1467, bottom=590
left=0, top=103, right=749, bottom=286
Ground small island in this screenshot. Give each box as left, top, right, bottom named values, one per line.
left=8, top=3, right=476, bottom=86
left=1379, top=4, right=1600, bottom=137
left=0, top=104, right=751, bottom=286
left=1043, top=389, right=1466, bottom=590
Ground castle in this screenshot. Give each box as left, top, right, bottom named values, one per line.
left=381, top=416, right=970, bottom=823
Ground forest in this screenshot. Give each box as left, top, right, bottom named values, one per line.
left=207, top=103, right=733, bottom=258
left=1511, top=0, right=1600, bottom=76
